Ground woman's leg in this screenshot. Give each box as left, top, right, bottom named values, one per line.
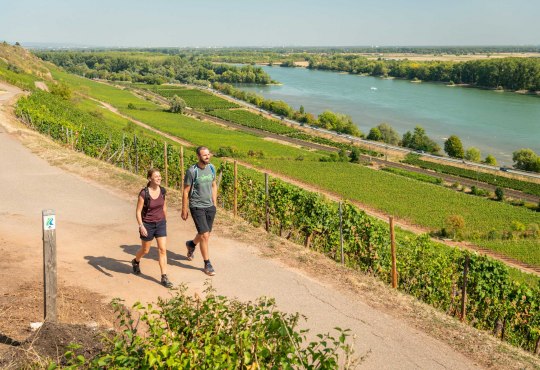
left=156, top=237, right=167, bottom=275
left=135, top=240, right=152, bottom=262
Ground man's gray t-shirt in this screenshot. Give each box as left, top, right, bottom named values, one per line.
left=184, top=164, right=215, bottom=208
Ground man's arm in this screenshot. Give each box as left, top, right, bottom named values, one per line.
left=212, top=180, right=218, bottom=207
left=181, top=184, right=190, bottom=220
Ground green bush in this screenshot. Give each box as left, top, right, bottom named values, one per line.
left=61, top=286, right=357, bottom=369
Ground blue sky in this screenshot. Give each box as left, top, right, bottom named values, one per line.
left=1, top=0, right=539, bottom=47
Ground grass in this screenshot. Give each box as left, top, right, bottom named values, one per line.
left=480, top=239, right=540, bottom=267
left=50, top=67, right=159, bottom=111
left=124, top=109, right=322, bottom=160
left=137, top=84, right=239, bottom=110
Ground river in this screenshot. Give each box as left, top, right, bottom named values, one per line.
left=237, top=66, right=540, bottom=165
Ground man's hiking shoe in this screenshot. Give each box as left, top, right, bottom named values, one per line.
left=186, top=240, right=196, bottom=261
left=204, top=262, right=216, bottom=276
left=131, top=259, right=141, bottom=275
left=161, top=274, right=173, bottom=288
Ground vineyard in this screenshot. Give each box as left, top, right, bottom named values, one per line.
left=13, top=87, right=540, bottom=355
left=207, top=108, right=298, bottom=135
left=137, top=84, right=239, bottom=110
left=381, top=166, right=443, bottom=185
left=403, top=154, right=540, bottom=197
left=256, top=159, right=540, bottom=266
left=217, top=161, right=540, bottom=354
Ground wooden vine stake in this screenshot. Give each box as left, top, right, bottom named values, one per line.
left=461, top=254, right=470, bottom=322
left=390, top=216, right=397, bottom=289
left=164, top=141, right=168, bottom=187
left=265, top=173, right=270, bottom=232
left=233, top=160, right=238, bottom=218
left=180, top=146, right=185, bottom=187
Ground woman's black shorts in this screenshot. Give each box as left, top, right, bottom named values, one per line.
left=140, top=219, right=167, bottom=241
left=190, top=206, right=217, bottom=234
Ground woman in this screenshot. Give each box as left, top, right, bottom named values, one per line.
left=132, top=168, right=173, bottom=288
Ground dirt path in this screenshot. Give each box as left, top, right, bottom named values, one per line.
left=92, top=94, right=540, bottom=277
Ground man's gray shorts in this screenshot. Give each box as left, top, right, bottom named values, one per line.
left=190, top=206, right=216, bottom=234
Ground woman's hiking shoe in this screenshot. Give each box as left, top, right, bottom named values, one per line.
left=186, top=240, right=196, bottom=261
left=131, top=258, right=141, bottom=275
left=161, top=274, right=173, bottom=288
left=204, top=262, right=216, bottom=276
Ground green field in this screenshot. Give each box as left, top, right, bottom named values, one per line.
left=208, top=109, right=298, bottom=135
left=256, top=158, right=540, bottom=266
left=136, top=84, right=239, bottom=110
left=126, top=109, right=322, bottom=160
left=51, top=68, right=160, bottom=111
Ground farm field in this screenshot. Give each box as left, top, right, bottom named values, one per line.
left=136, top=84, right=239, bottom=110
left=207, top=108, right=298, bottom=135
left=255, top=158, right=540, bottom=266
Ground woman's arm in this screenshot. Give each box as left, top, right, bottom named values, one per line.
left=136, top=195, right=148, bottom=236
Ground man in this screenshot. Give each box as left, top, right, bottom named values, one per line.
left=182, top=146, right=218, bottom=276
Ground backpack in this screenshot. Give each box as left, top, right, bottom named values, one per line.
left=142, top=186, right=166, bottom=217
left=188, top=163, right=216, bottom=197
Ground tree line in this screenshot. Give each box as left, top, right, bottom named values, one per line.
left=306, top=55, right=540, bottom=91
left=36, top=51, right=275, bottom=85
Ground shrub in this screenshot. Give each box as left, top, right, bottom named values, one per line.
left=495, top=187, right=504, bottom=201
left=64, top=286, right=357, bottom=369
left=169, top=95, right=187, bottom=113
left=443, top=215, right=465, bottom=239
left=215, top=146, right=240, bottom=158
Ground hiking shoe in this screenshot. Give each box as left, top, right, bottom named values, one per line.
left=186, top=240, right=196, bottom=261
left=131, top=259, right=141, bottom=275
left=204, top=262, right=216, bottom=276
left=161, top=274, right=173, bottom=288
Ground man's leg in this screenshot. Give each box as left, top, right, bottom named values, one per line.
left=194, top=232, right=210, bottom=260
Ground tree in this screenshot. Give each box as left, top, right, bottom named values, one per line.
left=402, top=126, right=440, bottom=154
left=484, top=154, right=497, bottom=166
left=444, top=135, right=464, bottom=158
left=349, top=147, right=361, bottom=163
left=367, top=127, right=383, bottom=141
left=299, top=105, right=305, bottom=114
left=377, top=123, right=400, bottom=145
left=495, top=187, right=504, bottom=201
left=512, top=148, right=540, bottom=172
left=465, top=147, right=481, bottom=162
left=169, top=95, right=186, bottom=113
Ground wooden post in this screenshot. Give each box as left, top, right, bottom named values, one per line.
left=390, top=216, right=397, bottom=288
left=233, top=160, right=238, bottom=218
left=134, top=135, right=138, bottom=175
left=535, top=336, right=540, bottom=355
left=265, top=173, right=270, bottom=232
left=121, top=134, right=125, bottom=169
left=42, top=209, right=57, bottom=323
left=339, top=202, right=344, bottom=265
left=164, top=142, right=168, bottom=187
left=180, top=146, right=185, bottom=187
left=461, top=254, right=470, bottom=322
